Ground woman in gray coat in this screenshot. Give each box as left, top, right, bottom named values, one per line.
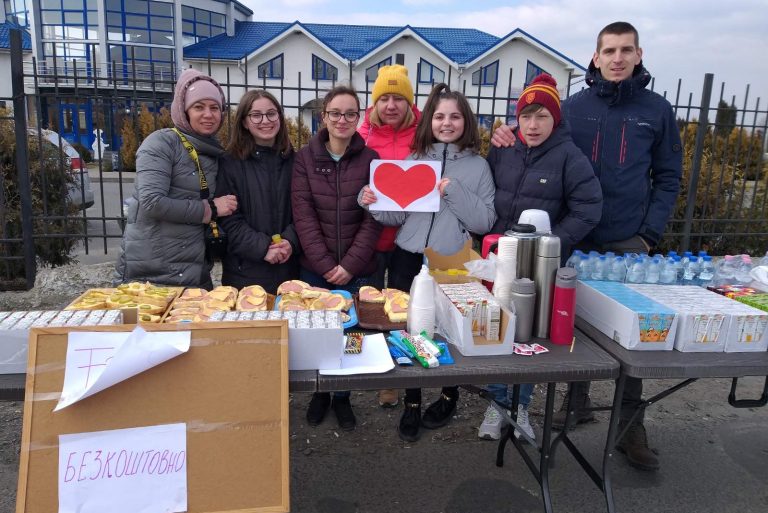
left=115, top=69, right=237, bottom=288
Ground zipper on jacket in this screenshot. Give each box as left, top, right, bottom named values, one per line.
left=506, top=147, right=532, bottom=230
left=335, top=160, right=342, bottom=265
left=424, top=144, right=448, bottom=248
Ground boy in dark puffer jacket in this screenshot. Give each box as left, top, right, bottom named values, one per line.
left=478, top=74, right=602, bottom=444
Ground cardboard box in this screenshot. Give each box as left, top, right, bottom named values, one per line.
left=0, top=309, right=132, bottom=374
left=263, top=311, right=345, bottom=370
left=435, top=282, right=516, bottom=356
left=427, top=241, right=515, bottom=355
left=576, top=281, right=678, bottom=351
left=627, top=285, right=768, bottom=353
left=425, top=240, right=482, bottom=284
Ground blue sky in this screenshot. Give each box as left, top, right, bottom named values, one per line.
left=241, top=0, right=768, bottom=115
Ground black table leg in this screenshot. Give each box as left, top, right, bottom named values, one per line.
left=602, top=374, right=625, bottom=513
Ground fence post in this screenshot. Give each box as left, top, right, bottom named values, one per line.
left=680, top=73, right=714, bottom=252
left=11, top=29, right=36, bottom=289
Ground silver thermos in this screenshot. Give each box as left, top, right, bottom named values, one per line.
left=503, top=223, right=539, bottom=279
left=510, top=278, right=536, bottom=342
left=533, top=234, right=561, bottom=338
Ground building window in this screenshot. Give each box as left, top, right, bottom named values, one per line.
left=258, top=54, right=283, bottom=79
left=40, top=0, right=98, bottom=40
left=108, top=43, right=174, bottom=81
left=105, top=0, right=174, bottom=46
left=418, top=58, right=445, bottom=84
left=525, top=61, right=548, bottom=87
left=312, top=55, right=337, bottom=81
left=42, top=42, right=99, bottom=76
left=366, top=57, right=391, bottom=82
left=182, top=6, right=225, bottom=45
left=4, top=0, right=28, bottom=27
left=472, top=60, right=499, bottom=86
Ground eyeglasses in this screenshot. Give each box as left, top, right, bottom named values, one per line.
left=247, top=110, right=279, bottom=123
left=324, top=110, right=360, bottom=123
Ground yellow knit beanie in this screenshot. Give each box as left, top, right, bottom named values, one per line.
left=372, top=64, right=414, bottom=106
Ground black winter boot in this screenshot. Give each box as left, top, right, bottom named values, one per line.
left=421, top=392, right=458, bottom=429
left=398, top=402, right=421, bottom=442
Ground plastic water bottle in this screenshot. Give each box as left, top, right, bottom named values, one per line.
left=591, top=255, right=608, bottom=280
left=698, top=255, right=715, bottom=287
left=607, top=256, right=627, bottom=282
left=627, top=257, right=646, bottom=283
left=760, top=251, right=768, bottom=267
left=735, top=255, right=753, bottom=284
left=682, top=256, right=700, bottom=286
left=674, top=255, right=684, bottom=281
left=645, top=257, right=661, bottom=284
left=604, top=251, right=616, bottom=259
left=565, top=250, right=583, bottom=270
left=680, top=251, right=693, bottom=268
left=667, top=250, right=678, bottom=258
left=714, top=255, right=736, bottom=286
left=698, top=250, right=708, bottom=259
left=660, top=256, right=678, bottom=284
left=576, top=254, right=592, bottom=280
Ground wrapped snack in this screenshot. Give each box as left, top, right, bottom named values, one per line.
left=344, top=332, right=364, bottom=354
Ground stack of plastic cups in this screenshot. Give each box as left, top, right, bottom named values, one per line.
left=492, top=236, right=518, bottom=311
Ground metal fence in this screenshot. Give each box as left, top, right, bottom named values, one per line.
left=2, top=29, right=767, bottom=290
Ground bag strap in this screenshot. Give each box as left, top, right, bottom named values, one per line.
left=172, top=128, right=221, bottom=237
left=172, top=128, right=210, bottom=199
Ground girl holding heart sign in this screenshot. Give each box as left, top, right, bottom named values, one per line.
left=360, top=83, right=497, bottom=442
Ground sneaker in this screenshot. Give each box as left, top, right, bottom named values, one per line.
left=552, top=395, right=595, bottom=430
left=478, top=405, right=504, bottom=440
left=514, top=404, right=536, bottom=443
left=398, top=402, right=421, bottom=442
left=421, top=393, right=457, bottom=429
left=306, top=392, right=331, bottom=426
left=331, top=396, right=356, bottom=431
left=378, top=389, right=399, bottom=408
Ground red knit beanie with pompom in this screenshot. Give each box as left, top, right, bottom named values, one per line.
left=516, top=74, right=561, bottom=126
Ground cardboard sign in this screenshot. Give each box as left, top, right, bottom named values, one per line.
left=17, top=322, right=290, bottom=513
left=369, top=159, right=441, bottom=212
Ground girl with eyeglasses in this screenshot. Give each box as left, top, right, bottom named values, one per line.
left=359, top=83, right=497, bottom=442
left=214, top=89, right=299, bottom=294
left=292, top=85, right=382, bottom=432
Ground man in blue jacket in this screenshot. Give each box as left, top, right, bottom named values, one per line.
left=493, top=21, right=682, bottom=471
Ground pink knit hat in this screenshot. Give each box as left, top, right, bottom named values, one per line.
left=184, top=79, right=224, bottom=110
left=170, top=69, right=226, bottom=133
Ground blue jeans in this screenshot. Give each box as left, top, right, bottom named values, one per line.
left=487, top=383, right=534, bottom=409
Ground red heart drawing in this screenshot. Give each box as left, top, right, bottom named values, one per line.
left=373, top=162, right=437, bottom=209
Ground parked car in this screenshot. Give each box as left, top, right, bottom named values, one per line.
left=28, top=129, right=95, bottom=210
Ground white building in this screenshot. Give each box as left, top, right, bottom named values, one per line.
left=184, top=21, right=585, bottom=130
left=2, top=1, right=584, bottom=148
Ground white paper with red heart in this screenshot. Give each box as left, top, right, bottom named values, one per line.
left=368, top=159, right=442, bottom=212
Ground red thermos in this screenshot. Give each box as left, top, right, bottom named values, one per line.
left=550, top=267, right=577, bottom=345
